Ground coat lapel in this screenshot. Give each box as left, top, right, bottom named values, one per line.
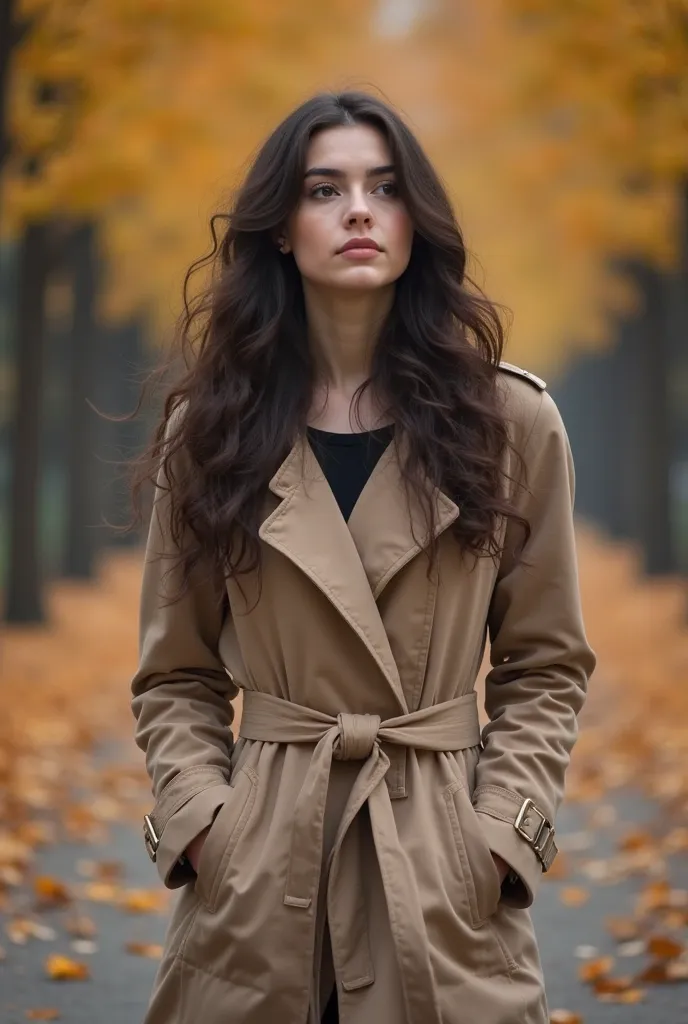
left=259, top=438, right=408, bottom=711
left=258, top=434, right=460, bottom=713
left=347, top=437, right=460, bottom=599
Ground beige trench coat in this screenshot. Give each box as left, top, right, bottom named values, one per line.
left=131, top=364, right=596, bottom=1024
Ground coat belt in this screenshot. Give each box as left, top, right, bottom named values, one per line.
left=239, top=689, right=482, bottom=1024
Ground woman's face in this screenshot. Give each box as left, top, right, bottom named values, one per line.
left=282, top=123, right=414, bottom=293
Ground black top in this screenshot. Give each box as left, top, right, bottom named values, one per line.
left=307, top=424, right=395, bottom=522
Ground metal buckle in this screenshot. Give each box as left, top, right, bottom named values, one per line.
left=514, top=798, right=557, bottom=872
left=143, top=814, right=160, bottom=863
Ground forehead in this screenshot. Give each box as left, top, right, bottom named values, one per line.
left=305, top=123, right=392, bottom=171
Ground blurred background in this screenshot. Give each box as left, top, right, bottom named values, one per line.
left=1, top=2, right=688, bottom=1023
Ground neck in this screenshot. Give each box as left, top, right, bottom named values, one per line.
left=303, top=282, right=394, bottom=390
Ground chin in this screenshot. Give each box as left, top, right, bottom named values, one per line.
left=303, top=269, right=397, bottom=295
left=333, top=269, right=393, bottom=291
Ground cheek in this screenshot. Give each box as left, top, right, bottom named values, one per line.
left=290, top=209, right=331, bottom=267
left=387, top=210, right=414, bottom=267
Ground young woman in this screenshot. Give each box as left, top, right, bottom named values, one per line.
left=130, top=91, right=595, bottom=1024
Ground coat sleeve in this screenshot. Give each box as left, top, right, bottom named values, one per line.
left=473, top=389, right=596, bottom=908
left=131, top=418, right=239, bottom=889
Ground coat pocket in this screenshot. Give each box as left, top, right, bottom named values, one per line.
left=194, top=765, right=258, bottom=913
left=443, top=779, right=503, bottom=928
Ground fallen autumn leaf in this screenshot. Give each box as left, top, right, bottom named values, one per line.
left=45, top=953, right=90, bottom=981
left=124, top=941, right=164, bottom=959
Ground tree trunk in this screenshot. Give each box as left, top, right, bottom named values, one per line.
left=612, top=311, right=645, bottom=544
left=551, top=350, right=613, bottom=532
left=4, top=222, right=52, bottom=623
left=63, top=221, right=101, bottom=579
left=664, top=178, right=688, bottom=605
left=99, top=315, right=148, bottom=546
left=551, top=256, right=675, bottom=576
left=601, top=336, right=629, bottom=541
left=635, top=262, right=674, bottom=575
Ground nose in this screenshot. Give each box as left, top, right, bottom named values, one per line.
left=343, top=187, right=374, bottom=229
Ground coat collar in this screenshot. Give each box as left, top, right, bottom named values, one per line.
left=258, top=434, right=459, bottom=710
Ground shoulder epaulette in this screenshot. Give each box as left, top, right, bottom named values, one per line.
left=498, top=361, right=547, bottom=392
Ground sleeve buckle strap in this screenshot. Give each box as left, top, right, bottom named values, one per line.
left=513, top=797, right=557, bottom=872
left=143, top=814, right=160, bottom=863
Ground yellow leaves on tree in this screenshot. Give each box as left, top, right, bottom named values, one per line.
left=501, top=0, right=688, bottom=341
left=3, top=0, right=377, bottom=340
left=415, top=0, right=688, bottom=366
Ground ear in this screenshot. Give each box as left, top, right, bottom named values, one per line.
left=273, top=226, right=291, bottom=254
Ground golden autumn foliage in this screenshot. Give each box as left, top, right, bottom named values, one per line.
left=427, top=0, right=688, bottom=364
left=4, top=1, right=686, bottom=364
left=3, top=0, right=376, bottom=335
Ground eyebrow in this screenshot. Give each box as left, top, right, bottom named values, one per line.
left=303, top=164, right=396, bottom=179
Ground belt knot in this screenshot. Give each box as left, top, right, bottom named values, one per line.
left=334, top=713, right=381, bottom=761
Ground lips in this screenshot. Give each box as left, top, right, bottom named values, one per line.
left=338, top=238, right=381, bottom=253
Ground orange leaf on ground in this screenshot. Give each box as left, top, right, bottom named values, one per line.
left=579, top=956, right=614, bottom=983
left=619, top=830, right=654, bottom=852
left=120, top=888, right=167, bottom=914
left=598, top=988, right=645, bottom=1004
left=45, top=954, right=90, bottom=981
left=593, top=976, right=633, bottom=995
left=33, top=877, right=71, bottom=907
left=549, top=1012, right=584, bottom=1023
left=25, top=1010, right=61, bottom=1021
left=124, top=941, right=163, bottom=959
left=638, top=961, right=672, bottom=984
left=560, top=887, right=590, bottom=907
left=638, top=958, right=688, bottom=984
left=637, top=881, right=673, bottom=913
left=646, top=935, right=684, bottom=959
left=605, top=916, right=641, bottom=941
left=82, top=882, right=120, bottom=904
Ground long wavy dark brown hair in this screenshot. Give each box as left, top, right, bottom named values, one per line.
left=129, top=90, right=529, bottom=602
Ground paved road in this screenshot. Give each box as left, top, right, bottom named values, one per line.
left=1, top=755, right=686, bottom=1024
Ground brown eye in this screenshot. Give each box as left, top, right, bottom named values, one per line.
left=375, top=181, right=398, bottom=197
left=311, top=183, right=338, bottom=199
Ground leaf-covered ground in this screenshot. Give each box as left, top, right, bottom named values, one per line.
left=1, top=528, right=687, bottom=1022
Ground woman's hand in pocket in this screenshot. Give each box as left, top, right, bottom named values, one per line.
left=185, top=826, right=211, bottom=874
